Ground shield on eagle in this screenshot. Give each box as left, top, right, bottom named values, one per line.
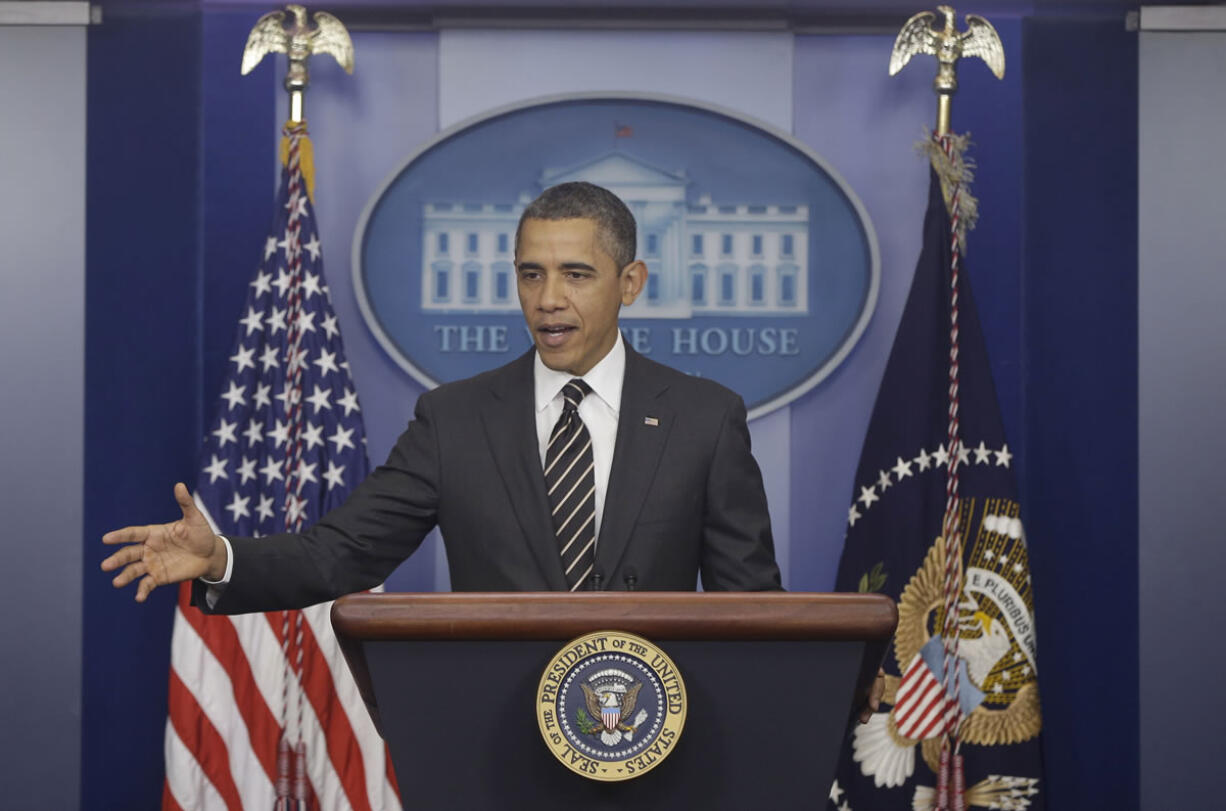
left=601, top=702, right=621, bottom=731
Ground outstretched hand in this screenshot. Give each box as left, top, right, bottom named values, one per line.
left=101, top=483, right=227, bottom=602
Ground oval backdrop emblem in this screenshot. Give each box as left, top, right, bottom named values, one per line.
left=536, top=631, right=687, bottom=781
left=354, top=93, right=879, bottom=417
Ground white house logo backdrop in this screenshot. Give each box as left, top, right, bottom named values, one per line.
left=354, top=94, right=879, bottom=416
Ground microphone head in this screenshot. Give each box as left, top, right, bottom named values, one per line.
left=623, top=566, right=639, bottom=590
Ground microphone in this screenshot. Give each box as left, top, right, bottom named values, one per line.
left=590, top=570, right=605, bottom=591
left=623, top=567, right=638, bottom=592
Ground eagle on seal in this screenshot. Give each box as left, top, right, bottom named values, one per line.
left=581, top=682, right=644, bottom=734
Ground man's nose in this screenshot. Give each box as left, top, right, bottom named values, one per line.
left=539, top=273, right=566, bottom=310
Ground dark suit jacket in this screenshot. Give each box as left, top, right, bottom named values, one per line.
left=201, top=346, right=781, bottom=613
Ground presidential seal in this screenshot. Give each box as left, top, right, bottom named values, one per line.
left=537, top=631, right=686, bottom=782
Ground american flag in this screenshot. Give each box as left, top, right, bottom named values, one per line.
left=163, top=122, right=402, bottom=811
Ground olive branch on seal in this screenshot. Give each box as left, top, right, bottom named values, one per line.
left=575, top=707, right=601, bottom=735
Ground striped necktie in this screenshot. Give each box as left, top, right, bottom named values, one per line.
left=545, top=379, right=596, bottom=590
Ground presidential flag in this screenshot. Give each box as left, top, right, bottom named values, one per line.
left=163, top=122, right=401, bottom=811
left=829, top=135, right=1044, bottom=811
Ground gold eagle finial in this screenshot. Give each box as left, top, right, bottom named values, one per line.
left=889, top=6, right=1004, bottom=135
left=241, top=4, right=354, bottom=123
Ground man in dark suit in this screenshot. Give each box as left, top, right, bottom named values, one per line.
left=102, top=181, right=782, bottom=606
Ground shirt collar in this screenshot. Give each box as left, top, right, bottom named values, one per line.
left=534, top=331, right=625, bottom=415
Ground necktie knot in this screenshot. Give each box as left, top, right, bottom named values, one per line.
left=562, top=379, right=591, bottom=413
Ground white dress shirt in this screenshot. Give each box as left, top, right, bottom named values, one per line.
left=533, top=332, right=624, bottom=542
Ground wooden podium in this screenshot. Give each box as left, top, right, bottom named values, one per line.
left=332, top=592, right=896, bottom=810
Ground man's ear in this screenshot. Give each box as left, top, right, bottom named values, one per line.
left=620, top=260, right=647, bottom=306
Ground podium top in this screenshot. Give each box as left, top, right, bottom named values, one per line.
left=332, top=591, right=897, bottom=642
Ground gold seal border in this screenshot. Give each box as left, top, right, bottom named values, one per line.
left=536, top=630, right=687, bottom=782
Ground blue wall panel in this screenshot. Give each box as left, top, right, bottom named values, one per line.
left=82, top=5, right=204, bottom=809
left=1022, top=17, right=1139, bottom=810
left=956, top=18, right=1026, bottom=465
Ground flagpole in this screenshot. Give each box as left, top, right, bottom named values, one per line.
left=890, top=8, right=1004, bottom=811
left=239, top=7, right=357, bottom=810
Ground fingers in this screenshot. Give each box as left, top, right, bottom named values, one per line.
left=102, top=484, right=195, bottom=602
left=173, top=482, right=202, bottom=522
left=101, top=525, right=151, bottom=547
left=100, top=542, right=146, bottom=573
left=105, top=485, right=196, bottom=548
left=871, top=667, right=886, bottom=709
left=110, top=560, right=147, bottom=588
left=859, top=668, right=887, bottom=724
left=136, top=574, right=159, bottom=603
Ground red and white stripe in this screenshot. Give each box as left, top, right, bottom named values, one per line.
left=894, top=654, right=959, bottom=742
left=162, top=501, right=401, bottom=811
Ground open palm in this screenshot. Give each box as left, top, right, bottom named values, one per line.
left=101, top=482, right=225, bottom=602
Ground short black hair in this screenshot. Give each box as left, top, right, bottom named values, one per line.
left=516, top=181, right=637, bottom=269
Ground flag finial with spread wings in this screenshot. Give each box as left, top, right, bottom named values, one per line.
left=241, top=4, right=354, bottom=122
left=889, top=6, right=1004, bottom=135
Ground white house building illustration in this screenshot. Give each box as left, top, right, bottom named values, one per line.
left=420, top=152, right=809, bottom=318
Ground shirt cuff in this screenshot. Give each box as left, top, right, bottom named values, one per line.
left=198, top=535, right=234, bottom=585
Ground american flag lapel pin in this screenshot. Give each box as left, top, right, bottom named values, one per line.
left=644, top=416, right=659, bottom=427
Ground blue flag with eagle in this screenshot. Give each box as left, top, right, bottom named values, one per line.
left=829, top=136, right=1044, bottom=811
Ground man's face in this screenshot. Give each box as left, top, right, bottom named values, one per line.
left=516, top=217, right=645, bottom=376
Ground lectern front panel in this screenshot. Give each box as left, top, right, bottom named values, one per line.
left=366, top=638, right=864, bottom=810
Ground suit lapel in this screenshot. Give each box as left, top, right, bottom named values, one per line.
left=480, top=352, right=569, bottom=590
left=595, top=347, right=673, bottom=580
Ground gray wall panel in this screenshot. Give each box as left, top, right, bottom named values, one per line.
left=0, top=24, right=86, bottom=810
left=1139, top=30, right=1226, bottom=809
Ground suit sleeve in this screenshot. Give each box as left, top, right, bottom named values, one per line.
left=195, top=392, right=444, bottom=614
left=698, top=394, right=783, bottom=591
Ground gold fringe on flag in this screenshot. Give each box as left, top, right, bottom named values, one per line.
left=279, top=122, right=316, bottom=202
left=918, top=130, right=979, bottom=252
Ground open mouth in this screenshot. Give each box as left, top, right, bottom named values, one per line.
left=538, top=324, right=577, bottom=347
